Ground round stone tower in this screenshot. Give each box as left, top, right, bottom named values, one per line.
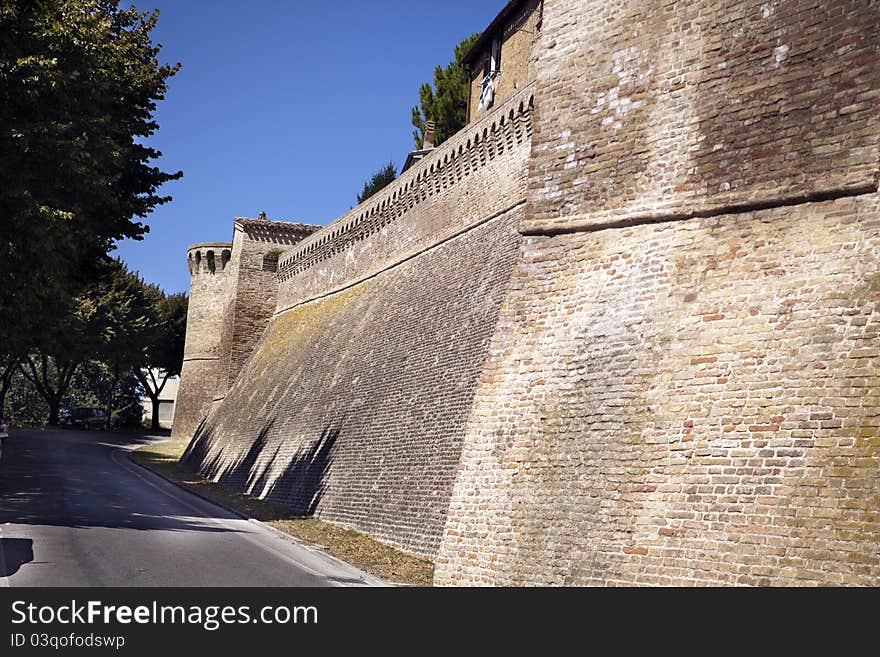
left=171, top=242, right=233, bottom=441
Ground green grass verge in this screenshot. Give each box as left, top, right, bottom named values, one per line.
left=130, top=438, right=434, bottom=586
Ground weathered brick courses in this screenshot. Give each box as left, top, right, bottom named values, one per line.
left=435, top=195, right=880, bottom=585
left=524, top=0, right=880, bottom=232
left=217, top=219, right=320, bottom=396
left=184, top=208, right=524, bottom=558
left=172, top=243, right=232, bottom=441
left=177, top=0, right=880, bottom=583
left=181, top=86, right=535, bottom=558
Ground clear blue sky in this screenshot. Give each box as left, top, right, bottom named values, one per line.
left=115, top=0, right=503, bottom=295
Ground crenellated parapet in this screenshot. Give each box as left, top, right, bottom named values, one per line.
left=274, top=84, right=535, bottom=313
left=278, top=84, right=534, bottom=284
left=187, top=242, right=232, bottom=276
left=236, top=217, right=318, bottom=246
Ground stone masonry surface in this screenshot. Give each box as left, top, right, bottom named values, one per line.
left=177, top=0, right=880, bottom=583
left=174, top=221, right=319, bottom=441
left=217, top=219, right=320, bottom=396
left=436, top=194, right=880, bottom=585
left=524, top=0, right=879, bottom=232
left=173, top=242, right=232, bottom=442
left=184, top=208, right=524, bottom=558
left=277, top=85, right=534, bottom=310
left=181, top=85, right=535, bottom=559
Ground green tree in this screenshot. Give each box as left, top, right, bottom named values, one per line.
left=17, top=259, right=149, bottom=425
left=411, top=33, right=479, bottom=149
left=4, top=366, right=49, bottom=427
left=18, top=291, right=95, bottom=425
left=13, top=259, right=185, bottom=429
left=19, top=351, right=82, bottom=427
left=357, top=161, right=397, bottom=204
left=0, top=354, right=17, bottom=419
left=135, top=291, right=187, bottom=431
left=88, top=260, right=156, bottom=423
left=0, top=0, right=181, bottom=348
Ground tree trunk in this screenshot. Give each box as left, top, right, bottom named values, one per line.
left=106, top=367, right=120, bottom=429
left=137, top=370, right=170, bottom=432
left=47, top=398, right=60, bottom=426
left=19, top=354, right=77, bottom=427
left=150, top=395, right=161, bottom=430
left=0, top=361, right=15, bottom=419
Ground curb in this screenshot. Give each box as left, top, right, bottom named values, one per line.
left=123, top=449, right=391, bottom=587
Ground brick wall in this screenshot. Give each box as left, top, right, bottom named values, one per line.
left=277, top=85, right=534, bottom=311
left=436, top=194, right=880, bottom=585
left=182, top=87, right=534, bottom=558
left=178, top=0, right=880, bottom=581
left=524, top=0, right=879, bottom=233
left=434, top=0, right=880, bottom=585
left=216, top=219, right=319, bottom=398
left=183, top=208, right=524, bottom=558
left=172, top=243, right=232, bottom=441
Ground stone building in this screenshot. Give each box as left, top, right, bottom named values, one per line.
left=460, top=0, right=543, bottom=121
left=175, top=0, right=880, bottom=586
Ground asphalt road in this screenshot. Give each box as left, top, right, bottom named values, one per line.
left=0, top=430, right=382, bottom=587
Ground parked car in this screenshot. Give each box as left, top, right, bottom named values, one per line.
left=60, top=407, right=108, bottom=431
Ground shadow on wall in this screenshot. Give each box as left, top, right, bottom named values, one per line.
left=181, top=417, right=341, bottom=519
left=180, top=417, right=212, bottom=470
left=262, top=424, right=340, bottom=516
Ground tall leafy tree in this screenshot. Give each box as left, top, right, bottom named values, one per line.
left=136, top=291, right=187, bottom=430
left=0, top=354, right=17, bottom=419
left=3, top=366, right=49, bottom=427
left=17, top=259, right=152, bottom=425
left=18, top=295, right=92, bottom=425
left=0, top=0, right=181, bottom=348
left=411, top=33, right=479, bottom=149
left=88, top=260, right=156, bottom=422
left=357, top=161, right=397, bottom=204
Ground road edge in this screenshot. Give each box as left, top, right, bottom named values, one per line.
left=121, top=448, right=391, bottom=587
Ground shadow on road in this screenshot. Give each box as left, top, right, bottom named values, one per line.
left=0, top=430, right=244, bottom=534
left=0, top=538, right=33, bottom=577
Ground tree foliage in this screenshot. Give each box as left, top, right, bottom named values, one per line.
left=0, top=0, right=181, bottom=345
left=135, top=290, right=187, bottom=430
left=357, top=161, right=397, bottom=204
left=85, top=260, right=157, bottom=421
left=411, top=33, right=480, bottom=149
left=9, top=259, right=187, bottom=429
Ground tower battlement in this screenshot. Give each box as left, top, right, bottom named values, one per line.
left=186, top=242, right=232, bottom=276
left=172, top=222, right=318, bottom=441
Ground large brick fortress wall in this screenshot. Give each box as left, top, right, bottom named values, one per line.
left=176, top=0, right=879, bottom=583
left=215, top=218, right=320, bottom=397
left=181, top=87, right=535, bottom=558
left=172, top=222, right=320, bottom=441
left=435, top=195, right=880, bottom=585
left=434, top=0, right=880, bottom=584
